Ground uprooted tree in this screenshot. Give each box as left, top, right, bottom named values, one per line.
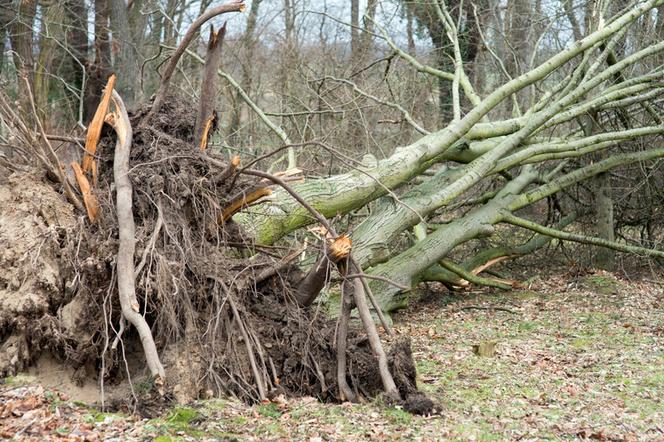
left=1, top=0, right=663, bottom=412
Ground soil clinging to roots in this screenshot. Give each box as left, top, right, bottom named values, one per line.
left=0, top=97, right=432, bottom=415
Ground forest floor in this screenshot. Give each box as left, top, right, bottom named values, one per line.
left=2, top=268, right=663, bottom=441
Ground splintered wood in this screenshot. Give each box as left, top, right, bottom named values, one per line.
left=71, top=74, right=117, bottom=223
left=199, top=113, right=216, bottom=150
left=82, top=74, right=116, bottom=176
left=71, top=162, right=100, bottom=223
left=328, top=235, right=352, bottom=262
left=221, top=187, right=272, bottom=222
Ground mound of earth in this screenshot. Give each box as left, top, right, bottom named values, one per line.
left=0, top=98, right=433, bottom=415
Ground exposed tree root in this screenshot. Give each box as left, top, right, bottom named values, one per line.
left=109, top=90, right=165, bottom=383
left=0, top=96, right=433, bottom=415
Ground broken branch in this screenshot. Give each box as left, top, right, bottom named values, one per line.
left=195, top=23, right=227, bottom=149
left=221, top=187, right=272, bottom=222
left=82, top=74, right=116, bottom=174
left=71, top=162, right=101, bottom=223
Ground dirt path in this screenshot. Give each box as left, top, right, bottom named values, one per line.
left=2, top=270, right=663, bottom=441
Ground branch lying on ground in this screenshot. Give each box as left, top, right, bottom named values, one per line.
left=501, top=213, right=664, bottom=258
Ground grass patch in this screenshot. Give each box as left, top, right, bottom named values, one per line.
left=581, top=275, right=620, bottom=295
left=1, top=374, right=34, bottom=385
left=147, top=406, right=205, bottom=438
left=256, top=402, right=283, bottom=419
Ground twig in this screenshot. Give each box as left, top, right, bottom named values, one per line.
left=22, top=77, right=84, bottom=212
left=134, top=203, right=164, bottom=278
left=459, top=306, right=516, bottom=314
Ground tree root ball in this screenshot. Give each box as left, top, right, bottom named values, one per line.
left=0, top=98, right=435, bottom=415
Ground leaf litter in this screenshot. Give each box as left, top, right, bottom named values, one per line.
left=2, top=269, right=663, bottom=440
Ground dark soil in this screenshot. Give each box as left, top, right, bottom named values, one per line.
left=0, top=96, right=432, bottom=415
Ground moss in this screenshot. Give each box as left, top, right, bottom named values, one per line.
left=256, top=402, right=282, bottom=419
left=384, top=406, right=413, bottom=426
left=167, top=406, right=201, bottom=425
left=147, top=406, right=205, bottom=439
left=581, top=275, right=620, bottom=294
left=516, top=321, right=538, bottom=332
left=571, top=337, right=592, bottom=349
left=1, top=374, right=34, bottom=385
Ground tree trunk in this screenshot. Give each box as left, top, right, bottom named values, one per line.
left=85, top=0, right=113, bottom=122
left=64, top=0, right=89, bottom=123
left=505, top=0, right=532, bottom=112
left=0, top=0, right=13, bottom=76
left=8, top=0, right=37, bottom=123
left=593, top=172, right=615, bottom=269
left=228, top=0, right=262, bottom=145
left=110, top=0, right=139, bottom=105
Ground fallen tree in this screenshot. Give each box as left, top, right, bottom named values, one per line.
left=233, top=0, right=664, bottom=310
left=1, top=0, right=663, bottom=415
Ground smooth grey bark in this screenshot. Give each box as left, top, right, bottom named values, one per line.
left=110, top=0, right=136, bottom=102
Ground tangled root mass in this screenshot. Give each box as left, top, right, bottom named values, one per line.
left=0, top=98, right=433, bottom=414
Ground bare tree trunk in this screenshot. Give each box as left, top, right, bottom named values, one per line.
left=406, top=5, right=415, bottom=54
left=350, top=0, right=359, bottom=65
left=594, top=172, right=615, bottom=269
left=360, top=0, right=377, bottom=55
left=0, top=0, right=13, bottom=76
left=85, top=0, right=113, bottom=122
left=64, top=0, right=89, bottom=122
left=109, top=0, right=141, bottom=105
left=8, top=0, right=37, bottom=123
left=505, top=0, right=532, bottom=112
left=228, top=0, right=262, bottom=145
left=162, top=0, right=179, bottom=46
left=281, top=0, right=297, bottom=168
left=34, top=3, right=65, bottom=119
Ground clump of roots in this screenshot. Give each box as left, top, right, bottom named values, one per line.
left=0, top=96, right=434, bottom=415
